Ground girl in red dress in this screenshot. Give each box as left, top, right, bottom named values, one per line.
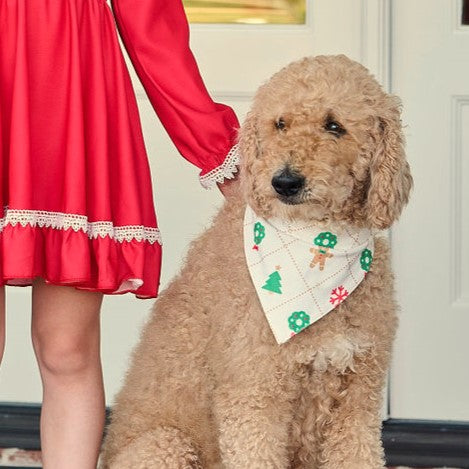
left=0, top=0, right=239, bottom=466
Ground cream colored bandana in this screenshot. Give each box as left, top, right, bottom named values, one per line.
left=244, top=205, right=374, bottom=344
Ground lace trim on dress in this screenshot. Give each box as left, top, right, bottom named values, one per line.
left=0, top=208, right=162, bottom=245
left=199, top=144, right=240, bottom=189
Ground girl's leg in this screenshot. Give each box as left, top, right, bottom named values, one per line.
left=0, top=287, right=5, bottom=364
left=31, top=278, right=104, bottom=469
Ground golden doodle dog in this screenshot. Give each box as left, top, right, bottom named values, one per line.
left=101, top=55, right=412, bottom=469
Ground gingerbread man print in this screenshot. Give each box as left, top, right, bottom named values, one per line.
left=310, top=232, right=338, bottom=271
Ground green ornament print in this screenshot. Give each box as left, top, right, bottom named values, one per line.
left=360, top=249, right=373, bottom=272
left=314, top=232, right=338, bottom=249
left=254, top=222, right=266, bottom=246
left=262, top=270, right=282, bottom=294
left=288, top=311, right=311, bottom=333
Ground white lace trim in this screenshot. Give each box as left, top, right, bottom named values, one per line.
left=199, top=144, right=240, bottom=189
left=0, top=208, right=162, bottom=245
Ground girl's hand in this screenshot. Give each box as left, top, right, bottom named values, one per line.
left=217, top=169, right=241, bottom=198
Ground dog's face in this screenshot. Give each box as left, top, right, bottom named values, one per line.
left=239, top=55, right=413, bottom=229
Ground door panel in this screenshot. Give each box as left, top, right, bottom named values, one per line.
left=0, top=0, right=391, bottom=405
left=390, top=0, right=469, bottom=421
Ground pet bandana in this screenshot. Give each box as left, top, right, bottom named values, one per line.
left=244, top=205, right=374, bottom=344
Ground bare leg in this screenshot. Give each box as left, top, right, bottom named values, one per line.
left=0, top=287, right=5, bottom=364
left=31, top=279, right=104, bottom=469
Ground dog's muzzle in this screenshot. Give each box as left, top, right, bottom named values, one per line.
left=271, top=168, right=305, bottom=200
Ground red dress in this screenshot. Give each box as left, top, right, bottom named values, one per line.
left=0, top=0, right=239, bottom=298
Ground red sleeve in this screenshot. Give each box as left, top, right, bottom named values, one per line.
left=111, top=0, right=240, bottom=185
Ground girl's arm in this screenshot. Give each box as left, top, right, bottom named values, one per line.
left=111, top=0, right=240, bottom=189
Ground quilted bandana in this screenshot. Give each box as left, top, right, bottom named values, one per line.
left=244, top=205, right=374, bottom=344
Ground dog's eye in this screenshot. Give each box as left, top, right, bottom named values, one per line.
left=324, top=119, right=346, bottom=137
left=275, top=118, right=287, bottom=131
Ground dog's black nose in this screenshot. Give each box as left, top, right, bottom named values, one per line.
left=272, top=169, right=305, bottom=197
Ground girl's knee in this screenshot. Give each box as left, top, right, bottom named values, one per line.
left=33, top=332, right=99, bottom=378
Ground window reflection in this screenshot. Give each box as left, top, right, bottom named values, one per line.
left=182, top=0, right=306, bottom=24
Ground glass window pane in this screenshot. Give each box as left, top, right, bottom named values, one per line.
left=463, top=0, right=469, bottom=25
left=183, top=0, right=306, bottom=25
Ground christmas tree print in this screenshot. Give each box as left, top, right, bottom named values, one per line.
left=262, top=269, right=282, bottom=294
left=253, top=221, right=266, bottom=250
left=310, top=231, right=338, bottom=271
left=329, top=286, right=349, bottom=306
left=360, top=249, right=373, bottom=272
left=288, top=311, right=310, bottom=333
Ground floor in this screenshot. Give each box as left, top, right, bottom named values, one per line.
left=0, top=449, right=463, bottom=468
left=0, top=449, right=41, bottom=468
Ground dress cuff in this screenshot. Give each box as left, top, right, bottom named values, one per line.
left=199, top=144, right=240, bottom=189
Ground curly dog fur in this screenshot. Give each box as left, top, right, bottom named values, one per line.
left=100, top=55, right=412, bottom=469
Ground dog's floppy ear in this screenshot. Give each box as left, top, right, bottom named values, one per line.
left=366, top=97, right=413, bottom=229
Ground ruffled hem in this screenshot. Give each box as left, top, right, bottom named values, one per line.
left=199, top=144, right=240, bottom=189
left=0, top=224, right=162, bottom=298
left=2, top=277, right=150, bottom=297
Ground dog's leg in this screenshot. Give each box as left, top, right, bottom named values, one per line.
left=314, top=352, right=388, bottom=469
left=212, top=346, right=297, bottom=469
left=289, top=388, right=322, bottom=469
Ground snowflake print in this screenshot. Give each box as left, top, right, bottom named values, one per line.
left=329, top=286, right=349, bottom=306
